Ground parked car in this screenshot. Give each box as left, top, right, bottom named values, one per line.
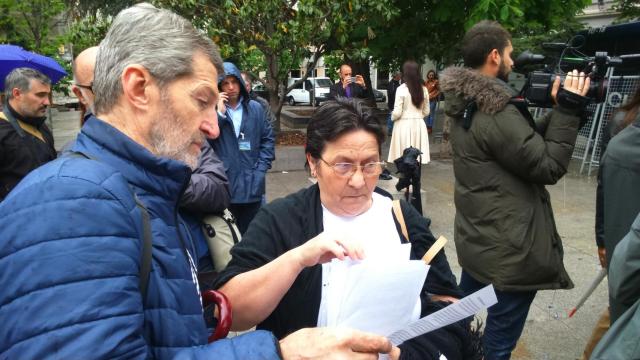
left=251, top=83, right=270, bottom=102
left=373, top=89, right=386, bottom=103
left=285, top=77, right=332, bottom=106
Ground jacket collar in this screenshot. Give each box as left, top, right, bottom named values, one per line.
left=440, top=66, right=515, bottom=115
left=71, top=116, right=191, bottom=202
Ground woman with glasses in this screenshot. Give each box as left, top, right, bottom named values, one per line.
left=213, top=98, right=480, bottom=360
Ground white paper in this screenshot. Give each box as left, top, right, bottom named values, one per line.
left=388, top=284, right=498, bottom=346
left=323, top=244, right=428, bottom=336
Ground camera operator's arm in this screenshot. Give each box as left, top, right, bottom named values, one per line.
left=535, top=72, right=591, bottom=135
left=482, top=71, right=590, bottom=184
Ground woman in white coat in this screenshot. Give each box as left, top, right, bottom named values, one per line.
left=388, top=60, right=430, bottom=164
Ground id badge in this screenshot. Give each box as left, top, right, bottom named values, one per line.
left=239, top=140, right=251, bottom=151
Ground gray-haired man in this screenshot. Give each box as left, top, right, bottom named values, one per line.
left=0, top=3, right=396, bottom=359
left=0, top=67, right=56, bottom=201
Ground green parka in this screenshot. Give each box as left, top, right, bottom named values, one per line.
left=440, top=67, right=579, bottom=292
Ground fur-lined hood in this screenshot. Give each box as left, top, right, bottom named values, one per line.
left=440, top=66, right=516, bottom=115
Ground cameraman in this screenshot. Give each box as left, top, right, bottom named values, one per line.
left=440, top=20, right=590, bottom=360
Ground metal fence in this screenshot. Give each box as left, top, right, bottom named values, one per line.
left=531, top=70, right=639, bottom=176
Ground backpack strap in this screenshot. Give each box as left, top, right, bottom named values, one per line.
left=68, top=151, right=153, bottom=301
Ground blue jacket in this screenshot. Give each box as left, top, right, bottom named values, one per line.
left=0, top=117, right=280, bottom=359
left=211, top=62, right=275, bottom=204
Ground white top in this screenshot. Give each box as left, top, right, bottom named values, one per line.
left=317, top=193, right=421, bottom=327
left=391, top=84, right=430, bottom=121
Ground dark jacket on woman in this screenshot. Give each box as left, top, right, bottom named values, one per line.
left=440, top=66, right=585, bottom=292
left=214, top=184, right=481, bottom=360
left=0, top=105, right=56, bottom=201
left=594, top=110, right=639, bottom=249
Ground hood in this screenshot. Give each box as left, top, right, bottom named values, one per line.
left=218, top=62, right=249, bottom=101
left=440, top=66, right=515, bottom=116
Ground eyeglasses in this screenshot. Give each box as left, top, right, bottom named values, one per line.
left=319, top=158, right=385, bottom=178
left=75, top=82, right=93, bottom=92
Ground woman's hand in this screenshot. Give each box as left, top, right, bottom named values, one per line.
left=293, top=231, right=365, bottom=268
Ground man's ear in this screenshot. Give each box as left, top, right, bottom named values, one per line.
left=488, top=48, right=501, bottom=67
left=121, top=65, right=155, bottom=111
left=71, top=85, right=86, bottom=106
left=11, top=87, right=22, bottom=100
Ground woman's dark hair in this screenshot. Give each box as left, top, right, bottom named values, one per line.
left=619, top=85, right=640, bottom=127
left=402, top=60, right=424, bottom=108
left=461, top=20, right=511, bottom=69
left=305, top=97, right=385, bottom=160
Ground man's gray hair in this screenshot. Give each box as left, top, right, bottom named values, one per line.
left=4, top=67, right=51, bottom=100
left=93, top=3, right=223, bottom=114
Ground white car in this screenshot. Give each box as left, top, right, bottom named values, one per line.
left=285, top=77, right=333, bottom=106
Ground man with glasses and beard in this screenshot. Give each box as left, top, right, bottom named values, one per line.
left=0, top=67, right=56, bottom=201
left=440, top=20, right=591, bottom=360
left=0, top=3, right=397, bottom=359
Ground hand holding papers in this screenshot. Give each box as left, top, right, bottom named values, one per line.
left=388, top=285, right=498, bottom=346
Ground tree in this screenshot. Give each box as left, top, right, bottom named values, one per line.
left=614, top=0, right=640, bottom=21
left=156, top=0, right=396, bottom=130
left=0, top=0, right=67, bottom=52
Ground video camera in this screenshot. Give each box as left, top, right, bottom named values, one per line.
left=514, top=35, right=628, bottom=108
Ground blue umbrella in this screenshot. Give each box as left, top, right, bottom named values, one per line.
left=0, top=44, right=68, bottom=91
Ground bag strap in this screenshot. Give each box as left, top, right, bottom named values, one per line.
left=68, top=151, right=153, bottom=301
left=392, top=199, right=448, bottom=265
left=392, top=200, right=409, bottom=241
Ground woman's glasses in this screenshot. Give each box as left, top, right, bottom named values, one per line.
left=319, top=158, right=385, bottom=178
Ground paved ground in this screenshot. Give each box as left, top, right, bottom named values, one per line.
left=51, top=108, right=605, bottom=360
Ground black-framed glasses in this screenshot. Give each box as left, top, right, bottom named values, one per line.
left=319, top=158, right=385, bottom=178
left=75, top=82, right=93, bottom=92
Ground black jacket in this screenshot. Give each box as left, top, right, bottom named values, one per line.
left=388, top=79, right=402, bottom=110
left=0, top=108, right=56, bottom=201
left=328, top=81, right=367, bottom=100
left=215, top=184, right=479, bottom=360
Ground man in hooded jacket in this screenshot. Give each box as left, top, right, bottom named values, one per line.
left=212, top=62, right=275, bottom=234
left=440, top=20, right=590, bottom=360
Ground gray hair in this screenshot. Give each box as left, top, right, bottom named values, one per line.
left=4, top=67, right=51, bottom=100
left=93, top=3, right=223, bottom=114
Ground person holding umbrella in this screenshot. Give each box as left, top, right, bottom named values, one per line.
left=0, top=67, right=56, bottom=201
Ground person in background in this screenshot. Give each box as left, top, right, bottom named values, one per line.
left=424, top=70, right=439, bottom=134
left=240, top=71, right=276, bottom=127
left=0, top=67, right=55, bottom=201
left=212, top=62, right=275, bottom=234
left=328, top=64, right=367, bottom=100
left=387, top=60, right=430, bottom=166
left=71, top=46, right=99, bottom=123
left=386, top=71, right=402, bottom=135
left=584, top=85, right=640, bottom=359
left=0, top=4, right=395, bottom=359
left=440, top=20, right=590, bottom=360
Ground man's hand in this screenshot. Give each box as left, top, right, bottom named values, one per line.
left=292, top=231, right=365, bottom=268
left=217, top=92, right=229, bottom=114
left=355, top=75, right=366, bottom=89
left=430, top=294, right=459, bottom=303
left=550, top=69, right=591, bottom=102
left=597, top=246, right=607, bottom=269
left=279, top=327, right=400, bottom=360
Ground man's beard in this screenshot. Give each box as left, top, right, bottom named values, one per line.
left=497, top=60, right=511, bottom=82
left=149, top=92, right=203, bottom=170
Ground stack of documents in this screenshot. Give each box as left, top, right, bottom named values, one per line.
left=322, top=243, right=429, bottom=336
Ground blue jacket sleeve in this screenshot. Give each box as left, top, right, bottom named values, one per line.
left=256, top=107, right=275, bottom=173
left=176, top=330, right=282, bottom=359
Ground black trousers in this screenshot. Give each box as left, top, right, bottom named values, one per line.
left=229, top=201, right=262, bottom=235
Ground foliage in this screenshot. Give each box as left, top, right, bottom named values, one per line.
left=0, top=0, right=67, bottom=52
left=613, top=0, right=640, bottom=21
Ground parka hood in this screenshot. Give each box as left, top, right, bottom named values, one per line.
left=440, top=66, right=516, bottom=116
left=218, top=62, right=249, bottom=101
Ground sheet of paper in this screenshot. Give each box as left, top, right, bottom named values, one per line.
left=388, top=284, right=498, bottom=346
left=324, top=248, right=428, bottom=337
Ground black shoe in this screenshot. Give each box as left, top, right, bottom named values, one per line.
left=379, top=169, right=392, bottom=180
